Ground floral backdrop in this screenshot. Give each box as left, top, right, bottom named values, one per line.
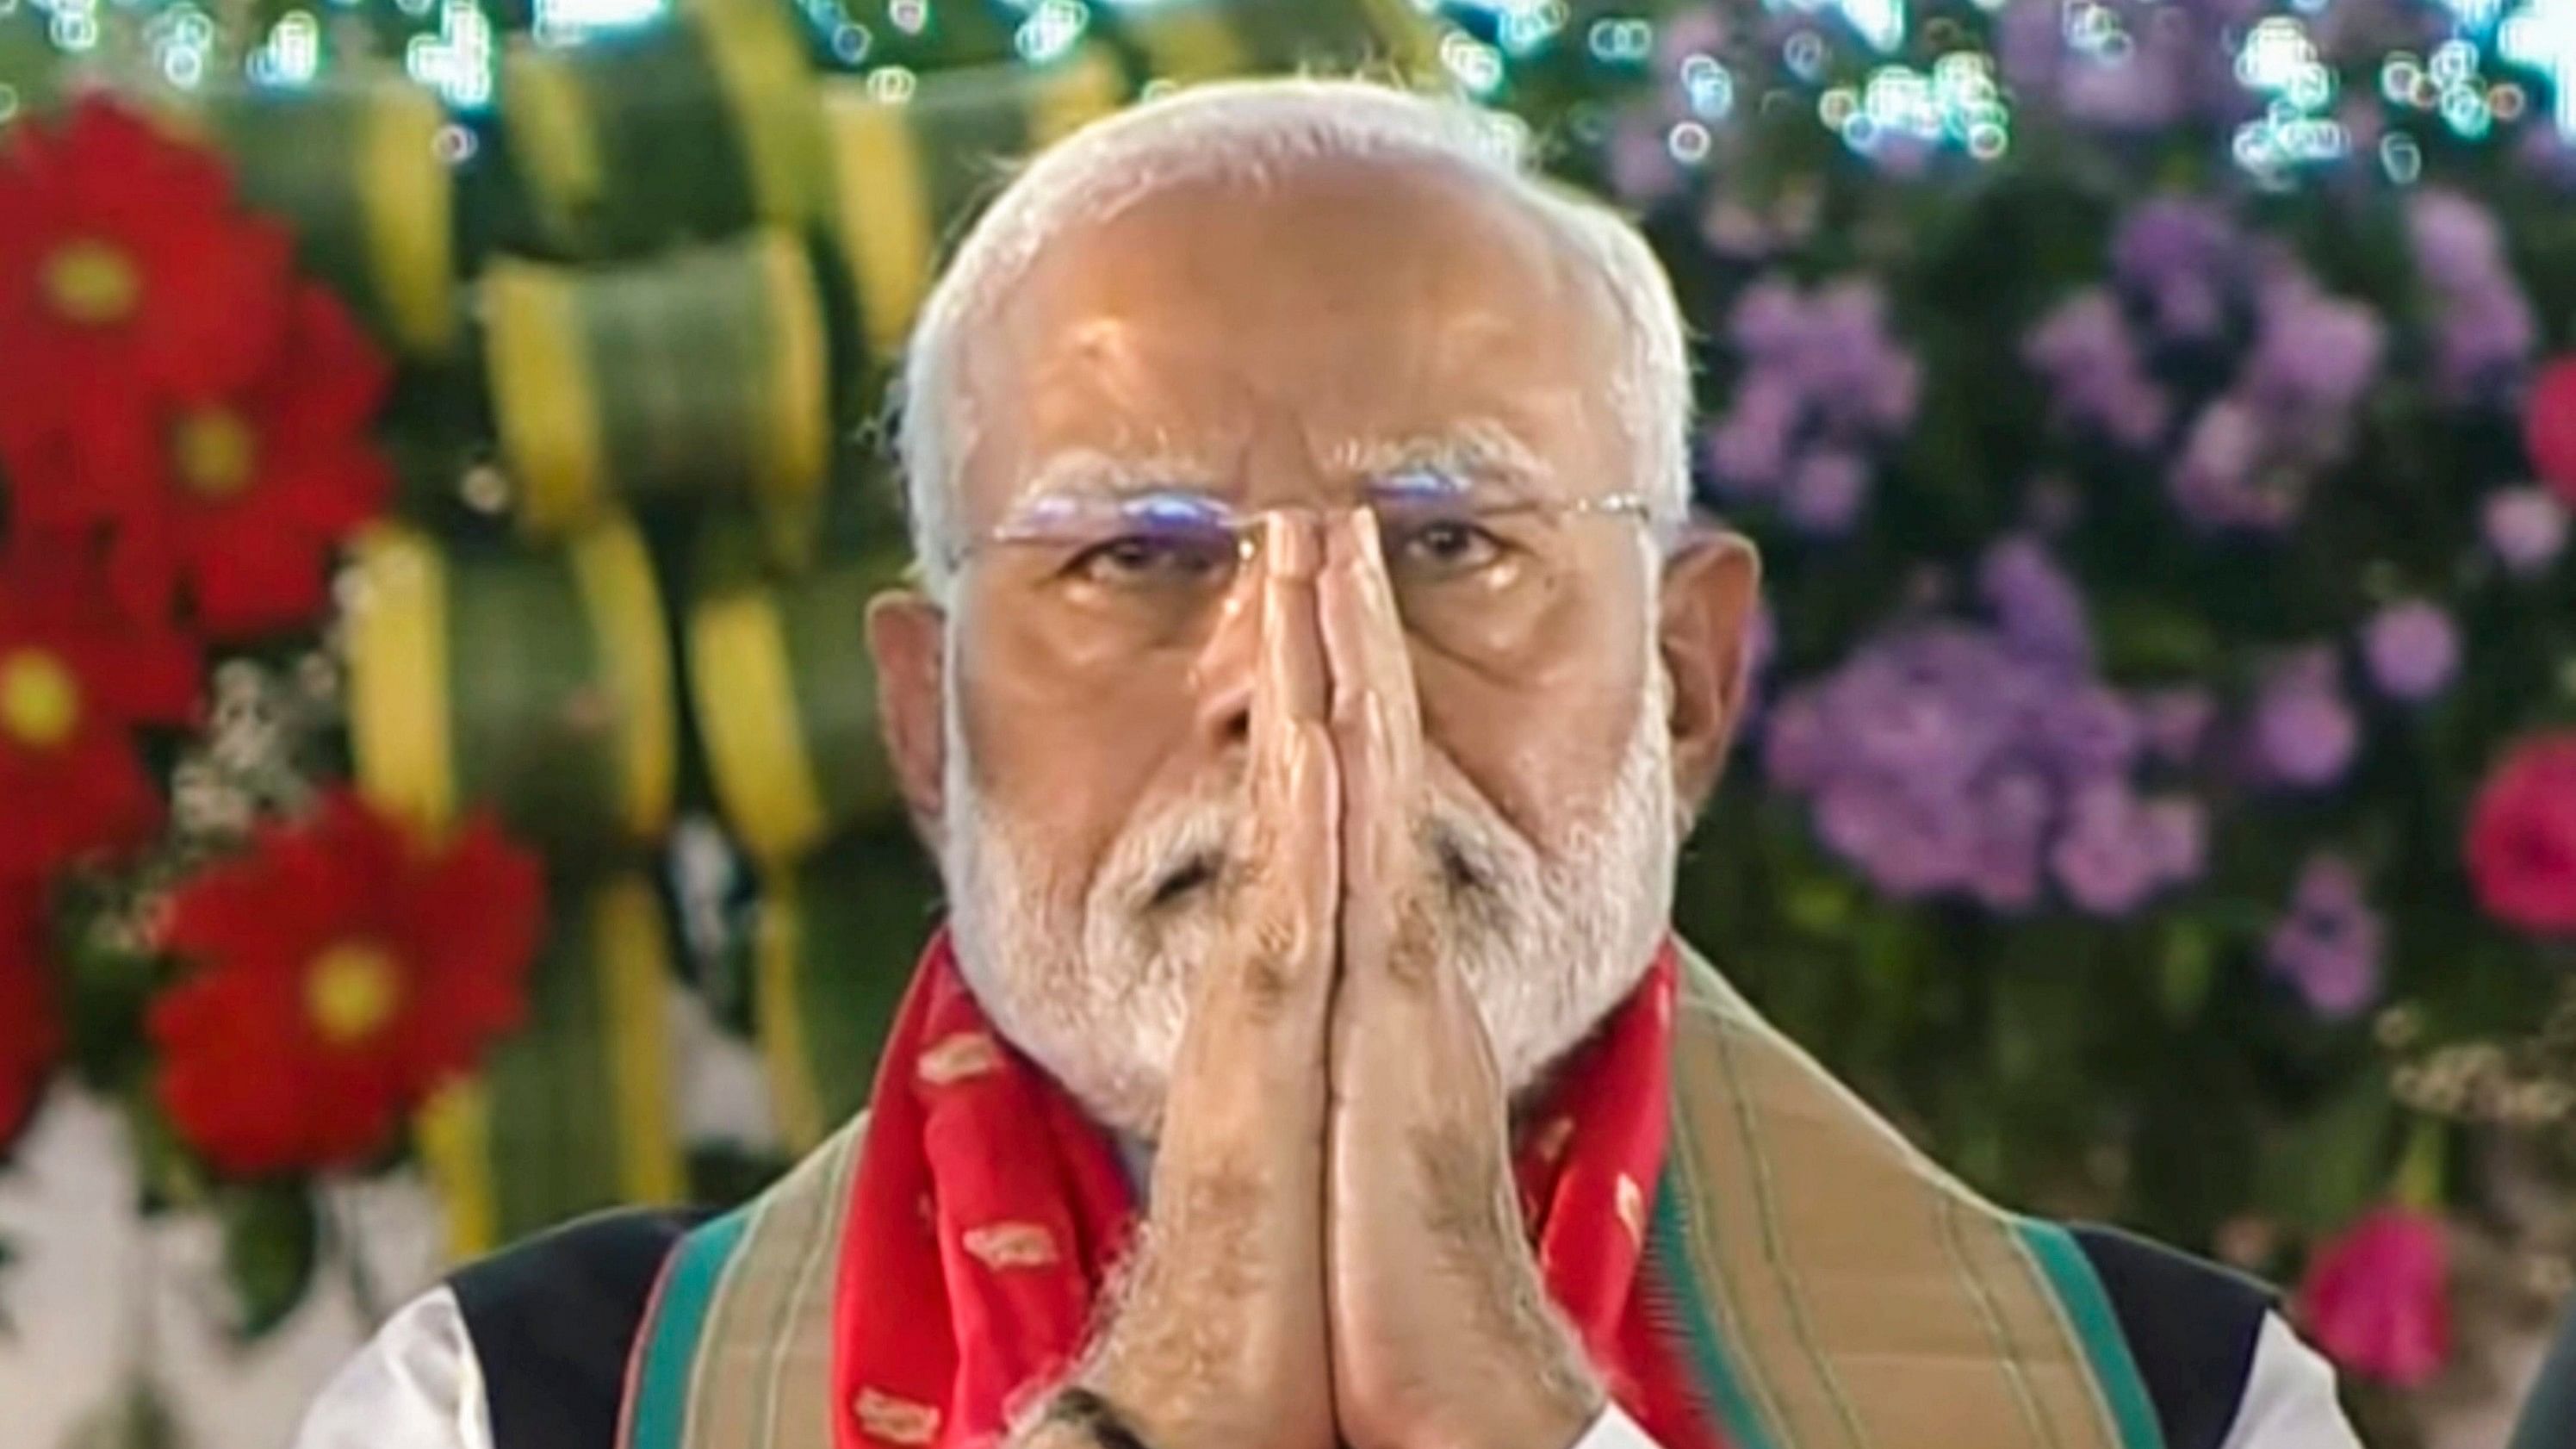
left=0, top=1, right=2573, bottom=1446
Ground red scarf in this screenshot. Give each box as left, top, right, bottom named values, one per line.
left=829, top=932, right=1722, bottom=1449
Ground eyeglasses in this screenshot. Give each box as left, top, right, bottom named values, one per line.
left=949, top=482, right=1657, bottom=662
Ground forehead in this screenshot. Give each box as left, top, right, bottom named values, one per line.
left=947, top=158, right=1633, bottom=519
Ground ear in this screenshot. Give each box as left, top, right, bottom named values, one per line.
left=1657, top=528, right=1762, bottom=815
left=866, top=588, right=949, bottom=852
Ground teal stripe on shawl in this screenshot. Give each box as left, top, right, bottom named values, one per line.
left=1643, top=1164, right=1780, bottom=1449
left=625, top=1207, right=754, bottom=1449
left=2014, top=1221, right=2169, bottom=1449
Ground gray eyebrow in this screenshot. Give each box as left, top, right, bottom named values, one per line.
left=1327, top=420, right=1553, bottom=497
left=1012, top=448, right=1221, bottom=505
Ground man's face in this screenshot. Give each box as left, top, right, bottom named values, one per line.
left=871, top=159, right=1756, bottom=1136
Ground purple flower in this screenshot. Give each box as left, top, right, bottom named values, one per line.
left=2051, top=783, right=2170, bottom=915
left=2408, top=190, right=2535, bottom=405
left=2114, top=199, right=2244, bottom=345
left=1654, top=5, right=1729, bottom=68
left=1736, top=600, right=1779, bottom=731
left=1785, top=449, right=1870, bottom=536
left=1980, top=534, right=2093, bottom=668
left=1700, top=200, right=1772, bottom=260
left=1704, top=371, right=1801, bottom=496
left=2266, top=854, right=2385, bottom=1019
left=2242, top=271, right=2384, bottom=420
left=2483, top=487, right=2569, bottom=576
left=2360, top=600, right=2459, bottom=703
left=2408, top=190, right=2506, bottom=295
left=2026, top=291, right=2170, bottom=449
left=2169, top=400, right=2299, bottom=532
left=1762, top=545, right=2204, bottom=918
left=1606, top=110, right=1685, bottom=207
left=2001, top=0, right=2285, bottom=135
left=1760, top=690, right=1833, bottom=791
left=1968, top=768, right=2051, bottom=910
left=1703, top=275, right=1917, bottom=532
left=2139, top=795, right=2207, bottom=881
left=1732, top=278, right=1807, bottom=358
left=2037, top=684, right=2145, bottom=780
left=2251, top=648, right=2360, bottom=788
left=2519, top=125, right=2576, bottom=191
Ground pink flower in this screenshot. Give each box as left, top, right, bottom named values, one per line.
left=2466, top=731, right=2576, bottom=935
left=2529, top=358, right=2576, bottom=506
left=2295, top=1207, right=2450, bottom=1388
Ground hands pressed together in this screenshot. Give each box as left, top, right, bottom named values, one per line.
left=1039, top=513, right=1607, bottom=1449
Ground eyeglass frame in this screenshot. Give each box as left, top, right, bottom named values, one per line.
left=940, top=480, right=1664, bottom=578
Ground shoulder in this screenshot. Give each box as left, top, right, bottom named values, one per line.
left=2064, top=1224, right=2358, bottom=1449
left=298, top=1208, right=712, bottom=1449
left=296, top=1286, right=490, bottom=1449
left=445, top=1206, right=716, bottom=1449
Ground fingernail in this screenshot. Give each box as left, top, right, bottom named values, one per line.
left=1268, top=513, right=1317, bottom=577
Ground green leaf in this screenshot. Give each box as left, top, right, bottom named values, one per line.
left=1785, top=874, right=1857, bottom=935
left=2256, top=1079, right=2397, bottom=1236
left=217, top=1182, right=320, bottom=1342
left=2157, top=919, right=2218, bottom=1023
left=2095, top=598, right=2222, bottom=680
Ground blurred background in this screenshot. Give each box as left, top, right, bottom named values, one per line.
left=0, top=0, right=2572, bottom=1445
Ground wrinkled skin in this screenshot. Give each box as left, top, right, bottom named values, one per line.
left=868, top=156, right=1760, bottom=1449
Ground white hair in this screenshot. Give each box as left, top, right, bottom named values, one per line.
left=893, top=76, right=1696, bottom=598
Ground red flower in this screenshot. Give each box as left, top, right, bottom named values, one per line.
left=2466, top=731, right=2576, bottom=935
left=92, top=285, right=396, bottom=638
left=0, top=877, right=63, bottom=1153
left=2294, top=1207, right=2450, bottom=1389
left=149, top=791, right=545, bottom=1176
left=2531, top=358, right=2576, bottom=507
left=0, top=96, right=293, bottom=497
left=0, top=554, right=201, bottom=880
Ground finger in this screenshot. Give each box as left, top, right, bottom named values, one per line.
left=1321, top=509, right=1425, bottom=979
left=1257, top=511, right=1330, bottom=733
left=1238, top=511, right=1338, bottom=1012
left=1165, top=513, right=1337, bottom=1139
left=1144, top=516, right=1338, bottom=1385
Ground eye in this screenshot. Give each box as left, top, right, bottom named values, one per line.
left=1067, top=528, right=1236, bottom=586
left=1391, top=515, right=1506, bottom=575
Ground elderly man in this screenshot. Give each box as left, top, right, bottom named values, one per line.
left=299, top=79, right=2362, bottom=1449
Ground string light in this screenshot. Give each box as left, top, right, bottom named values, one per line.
left=1585, top=16, right=1652, bottom=65
left=1679, top=53, right=1734, bottom=121
left=146, top=2, right=216, bottom=88
left=405, top=0, right=493, bottom=109
left=1824, top=52, right=2008, bottom=164
left=0, top=0, right=2567, bottom=188
left=1440, top=29, right=1505, bottom=96
left=531, top=0, right=666, bottom=44
left=864, top=64, right=916, bottom=103
left=1011, top=0, right=1087, bottom=63
left=2232, top=16, right=2346, bottom=183
left=247, top=10, right=323, bottom=86
left=1765, top=0, right=1906, bottom=56
left=43, top=0, right=101, bottom=54
left=2380, top=130, right=2424, bottom=181
left=2499, top=0, right=2576, bottom=134
left=1493, top=1, right=1565, bottom=58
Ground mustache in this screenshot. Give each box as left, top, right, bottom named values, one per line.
left=1115, top=799, right=1496, bottom=917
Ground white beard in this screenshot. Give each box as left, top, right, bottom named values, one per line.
left=940, top=675, right=1680, bottom=1141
